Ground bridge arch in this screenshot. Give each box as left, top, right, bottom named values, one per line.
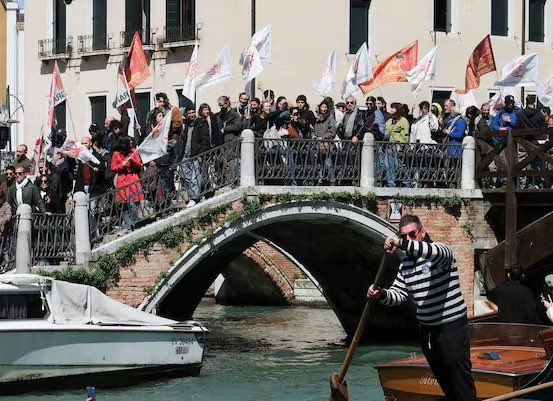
left=143, top=201, right=417, bottom=341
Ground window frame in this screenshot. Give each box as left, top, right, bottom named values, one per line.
left=490, top=0, right=509, bottom=37
left=430, top=88, right=454, bottom=108
left=88, top=94, right=108, bottom=133
left=433, top=0, right=453, bottom=34
left=528, top=0, right=547, bottom=43
left=348, top=0, right=371, bottom=55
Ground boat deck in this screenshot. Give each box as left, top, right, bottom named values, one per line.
left=377, top=346, right=547, bottom=376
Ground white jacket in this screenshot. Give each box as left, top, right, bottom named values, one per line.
left=410, top=113, right=439, bottom=144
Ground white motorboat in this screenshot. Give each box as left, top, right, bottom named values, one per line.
left=0, top=274, right=207, bottom=393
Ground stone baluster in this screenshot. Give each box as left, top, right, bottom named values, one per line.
left=73, top=191, right=91, bottom=268
left=240, top=129, right=256, bottom=187
left=461, top=136, right=476, bottom=190
left=360, top=132, right=375, bottom=190
left=15, top=204, right=32, bottom=274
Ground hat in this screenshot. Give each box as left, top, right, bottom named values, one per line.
left=431, top=102, right=443, bottom=117
left=296, top=95, right=307, bottom=103
left=335, top=101, right=346, bottom=109
left=505, top=95, right=515, bottom=104
left=89, top=123, right=100, bottom=133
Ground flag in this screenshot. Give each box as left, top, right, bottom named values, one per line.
left=136, top=108, right=173, bottom=164
left=182, top=42, right=199, bottom=101
left=55, top=139, right=100, bottom=165
left=241, top=25, right=271, bottom=65
left=537, top=72, right=553, bottom=107
left=487, top=88, right=522, bottom=115
left=30, top=136, right=44, bottom=175
left=457, top=35, right=496, bottom=94
left=406, top=47, right=437, bottom=97
left=359, top=41, right=419, bottom=94
left=195, top=45, right=232, bottom=90
left=126, top=31, right=151, bottom=90
left=114, top=65, right=131, bottom=108
left=494, top=53, right=539, bottom=87
left=451, top=90, right=477, bottom=115
left=314, top=49, right=337, bottom=97
left=47, top=61, right=67, bottom=129
left=242, top=42, right=264, bottom=83
left=343, top=42, right=373, bottom=99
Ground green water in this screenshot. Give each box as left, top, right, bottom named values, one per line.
left=6, top=299, right=416, bottom=401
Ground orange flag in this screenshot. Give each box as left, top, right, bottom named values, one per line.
left=126, top=32, right=151, bottom=89
left=359, top=41, right=418, bottom=94
left=457, top=35, right=496, bottom=94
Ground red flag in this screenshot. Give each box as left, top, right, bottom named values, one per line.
left=47, top=61, right=67, bottom=129
left=359, top=41, right=418, bottom=94
left=457, top=35, right=496, bottom=94
left=126, top=32, right=151, bottom=89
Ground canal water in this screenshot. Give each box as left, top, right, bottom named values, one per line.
left=8, top=299, right=416, bottom=401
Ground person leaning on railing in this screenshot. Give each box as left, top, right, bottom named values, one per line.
left=383, top=103, right=410, bottom=187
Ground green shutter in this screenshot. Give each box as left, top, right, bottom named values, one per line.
left=93, top=0, right=107, bottom=50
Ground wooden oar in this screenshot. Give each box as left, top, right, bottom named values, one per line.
left=483, top=380, right=553, bottom=401
left=328, top=254, right=388, bottom=401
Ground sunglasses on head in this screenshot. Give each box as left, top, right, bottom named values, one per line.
left=400, top=229, right=421, bottom=240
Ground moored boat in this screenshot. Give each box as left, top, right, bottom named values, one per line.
left=375, top=322, right=553, bottom=401
left=0, top=274, right=208, bottom=394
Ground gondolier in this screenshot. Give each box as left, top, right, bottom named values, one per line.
left=367, top=214, right=476, bottom=401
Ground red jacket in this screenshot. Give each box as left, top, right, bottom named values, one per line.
left=111, top=150, right=144, bottom=203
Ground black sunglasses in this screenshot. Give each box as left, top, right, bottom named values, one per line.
left=15, top=172, right=25, bottom=176
left=346, top=101, right=355, bottom=105
left=400, top=229, right=420, bottom=240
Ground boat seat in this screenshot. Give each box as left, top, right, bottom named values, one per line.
left=538, top=328, right=553, bottom=359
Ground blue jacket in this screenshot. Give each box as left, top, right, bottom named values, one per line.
left=445, top=115, right=467, bottom=157
left=491, top=108, right=520, bottom=145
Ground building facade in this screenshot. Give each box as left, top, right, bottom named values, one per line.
left=23, top=0, right=553, bottom=148
left=0, top=0, right=6, bottom=104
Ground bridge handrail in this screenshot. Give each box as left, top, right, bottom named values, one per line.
left=0, top=215, right=18, bottom=273
left=254, top=138, right=362, bottom=186
left=88, top=139, right=242, bottom=247
left=31, top=213, right=75, bottom=264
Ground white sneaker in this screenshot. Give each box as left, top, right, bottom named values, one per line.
left=186, top=200, right=197, bottom=208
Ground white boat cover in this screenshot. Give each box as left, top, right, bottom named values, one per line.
left=0, top=274, right=175, bottom=326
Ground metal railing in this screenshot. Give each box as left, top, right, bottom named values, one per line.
left=255, top=138, right=362, bottom=186
left=163, top=25, right=195, bottom=43
left=0, top=215, right=18, bottom=273
left=89, top=140, right=241, bottom=247
left=375, top=142, right=463, bottom=188
left=77, top=33, right=112, bottom=53
left=0, top=151, right=15, bottom=172
left=38, top=37, right=73, bottom=58
left=120, top=29, right=152, bottom=48
left=31, top=213, right=75, bottom=265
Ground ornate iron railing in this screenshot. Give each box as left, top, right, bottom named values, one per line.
left=77, top=33, right=112, bottom=53
left=163, top=25, right=195, bottom=43
left=120, top=29, right=152, bottom=48
left=255, top=138, right=361, bottom=186
left=0, top=151, right=16, bottom=172
left=31, top=213, right=75, bottom=264
left=38, top=37, right=73, bottom=58
left=89, top=140, right=241, bottom=247
left=0, top=215, right=18, bottom=273
left=374, top=142, right=463, bottom=188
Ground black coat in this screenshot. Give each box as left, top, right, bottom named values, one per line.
left=7, top=180, right=46, bottom=213
left=251, top=113, right=273, bottom=138
left=182, top=118, right=211, bottom=158
left=74, top=150, right=103, bottom=195
left=488, top=280, right=539, bottom=324
left=216, top=108, right=242, bottom=137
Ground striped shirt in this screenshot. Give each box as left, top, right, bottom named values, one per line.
left=380, top=239, right=467, bottom=326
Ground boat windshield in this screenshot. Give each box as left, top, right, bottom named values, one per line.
left=0, top=292, right=48, bottom=320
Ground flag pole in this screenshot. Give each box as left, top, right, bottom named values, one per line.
left=66, top=100, right=78, bottom=141
left=122, top=65, right=143, bottom=140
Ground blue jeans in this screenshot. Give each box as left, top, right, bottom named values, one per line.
left=122, top=202, right=139, bottom=230
left=385, top=147, right=398, bottom=187
left=182, top=159, right=201, bottom=202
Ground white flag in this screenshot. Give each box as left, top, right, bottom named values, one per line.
left=114, top=66, right=131, bottom=108
left=487, top=87, right=522, bottom=116
left=55, top=138, right=101, bottom=165
left=242, top=43, right=264, bottom=84
left=537, top=72, right=553, bottom=107
left=182, top=42, right=199, bottom=101
left=196, top=45, right=232, bottom=91
left=343, top=43, right=373, bottom=99
left=451, top=90, right=477, bottom=115
left=136, top=108, right=173, bottom=164
left=406, top=47, right=437, bottom=97
left=494, top=53, right=539, bottom=87
left=249, top=25, right=271, bottom=64
left=314, top=49, right=337, bottom=97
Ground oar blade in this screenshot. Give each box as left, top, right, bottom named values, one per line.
left=329, top=373, right=349, bottom=401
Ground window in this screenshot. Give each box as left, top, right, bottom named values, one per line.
left=349, top=0, right=370, bottom=54
left=434, top=0, right=452, bottom=33
left=53, top=0, right=66, bottom=53
left=135, top=92, right=151, bottom=130
left=0, top=293, right=48, bottom=320
left=431, top=89, right=452, bottom=108
left=529, top=0, right=546, bottom=42
left=54, top=102, right=66, bottom=131
left=90, top=96, right=107, bottom=129
left=491, top=0, right=508, bottom=36
left=93, top=0, right=107, bottom=50
left=166, top=0, right=195, bottom=42
left=124, top=0, right=151, bottom=46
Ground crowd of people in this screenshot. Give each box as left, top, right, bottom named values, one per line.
left=0, top=89, right=551, bottom=239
